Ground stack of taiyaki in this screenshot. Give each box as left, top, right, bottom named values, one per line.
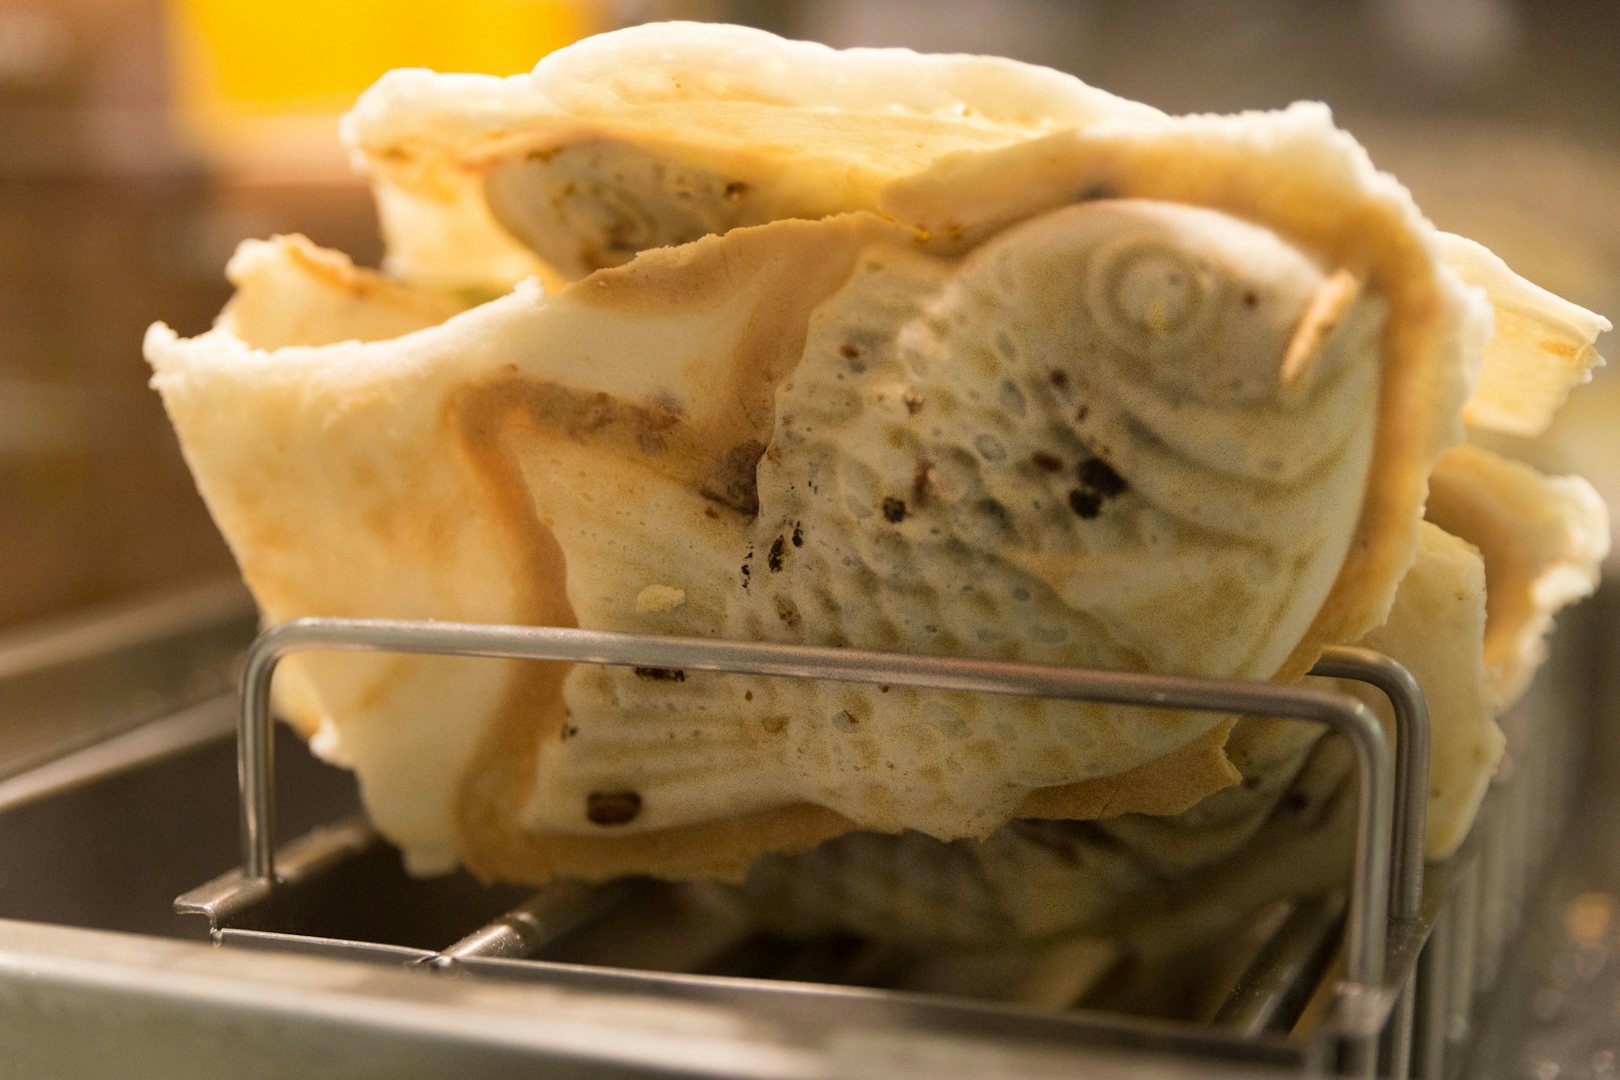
left=145, top=23, right=1608, bottom=945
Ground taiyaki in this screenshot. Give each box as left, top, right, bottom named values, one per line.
left=342, top=21, right=1158, bottom=289
left=144, top=25, right=1607, bottom=897
left=348, top=22, right=1603, bottom=439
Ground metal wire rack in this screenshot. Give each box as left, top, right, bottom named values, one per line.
left=171, top=617, right=1563, bottom=1078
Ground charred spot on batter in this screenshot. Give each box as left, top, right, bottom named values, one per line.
left=1049, top=369, right=1070, bottom=390
left=560, top=724, right=580, bottom=742
left=791, top=522, right=804, bottom=547
left=1077, top=458, right=1128, bottom=498
left=768, top=535, right=786, bottom=571
left=1075, top=404, right=1090, bottom=423
left=586, top=791, right=642, bottom=826
left=724, top=181, right=751, bottom=202
left=741, top=548, right=753, bottom=590
left=633, top=666, right=686, bottom=682
left=774, top=595, right=802, bottom=628
left=1030, top=451, right=1064, bottom=472
left=881, top=497, right=907, bottom=523
left=1243, top=290, right=1260, bottom=308
left=1068, top=488, right=1102, bottom=519
left=903, top=390, right=924, bottom=415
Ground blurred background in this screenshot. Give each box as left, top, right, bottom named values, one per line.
left=0, top=0, right=1615, bottom=632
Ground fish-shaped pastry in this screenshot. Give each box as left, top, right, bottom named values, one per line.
left=145, top=25, right=1607, bottom=894
left=147, top=184, right=1412, bottom=883
left=342, top=21, right=1158, bottom=288
left=348, top=22, right=1604, bottom=441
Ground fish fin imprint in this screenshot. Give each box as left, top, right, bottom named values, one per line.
left=1278, top=269, right=1364, bottom=402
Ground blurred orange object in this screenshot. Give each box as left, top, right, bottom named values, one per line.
left=165, top=0, right=603, bottom=176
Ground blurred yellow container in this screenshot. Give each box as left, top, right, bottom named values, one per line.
left=166, top=0, right=602, bottom=174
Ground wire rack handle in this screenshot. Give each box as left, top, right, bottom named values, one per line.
left=233, top=619, right=1425, bottom=1000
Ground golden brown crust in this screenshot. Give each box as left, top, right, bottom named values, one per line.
left=1017, top=719, right=1239, bottom=821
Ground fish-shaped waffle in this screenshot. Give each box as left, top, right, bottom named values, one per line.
left=343, top=21, right=1158, bottom=288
